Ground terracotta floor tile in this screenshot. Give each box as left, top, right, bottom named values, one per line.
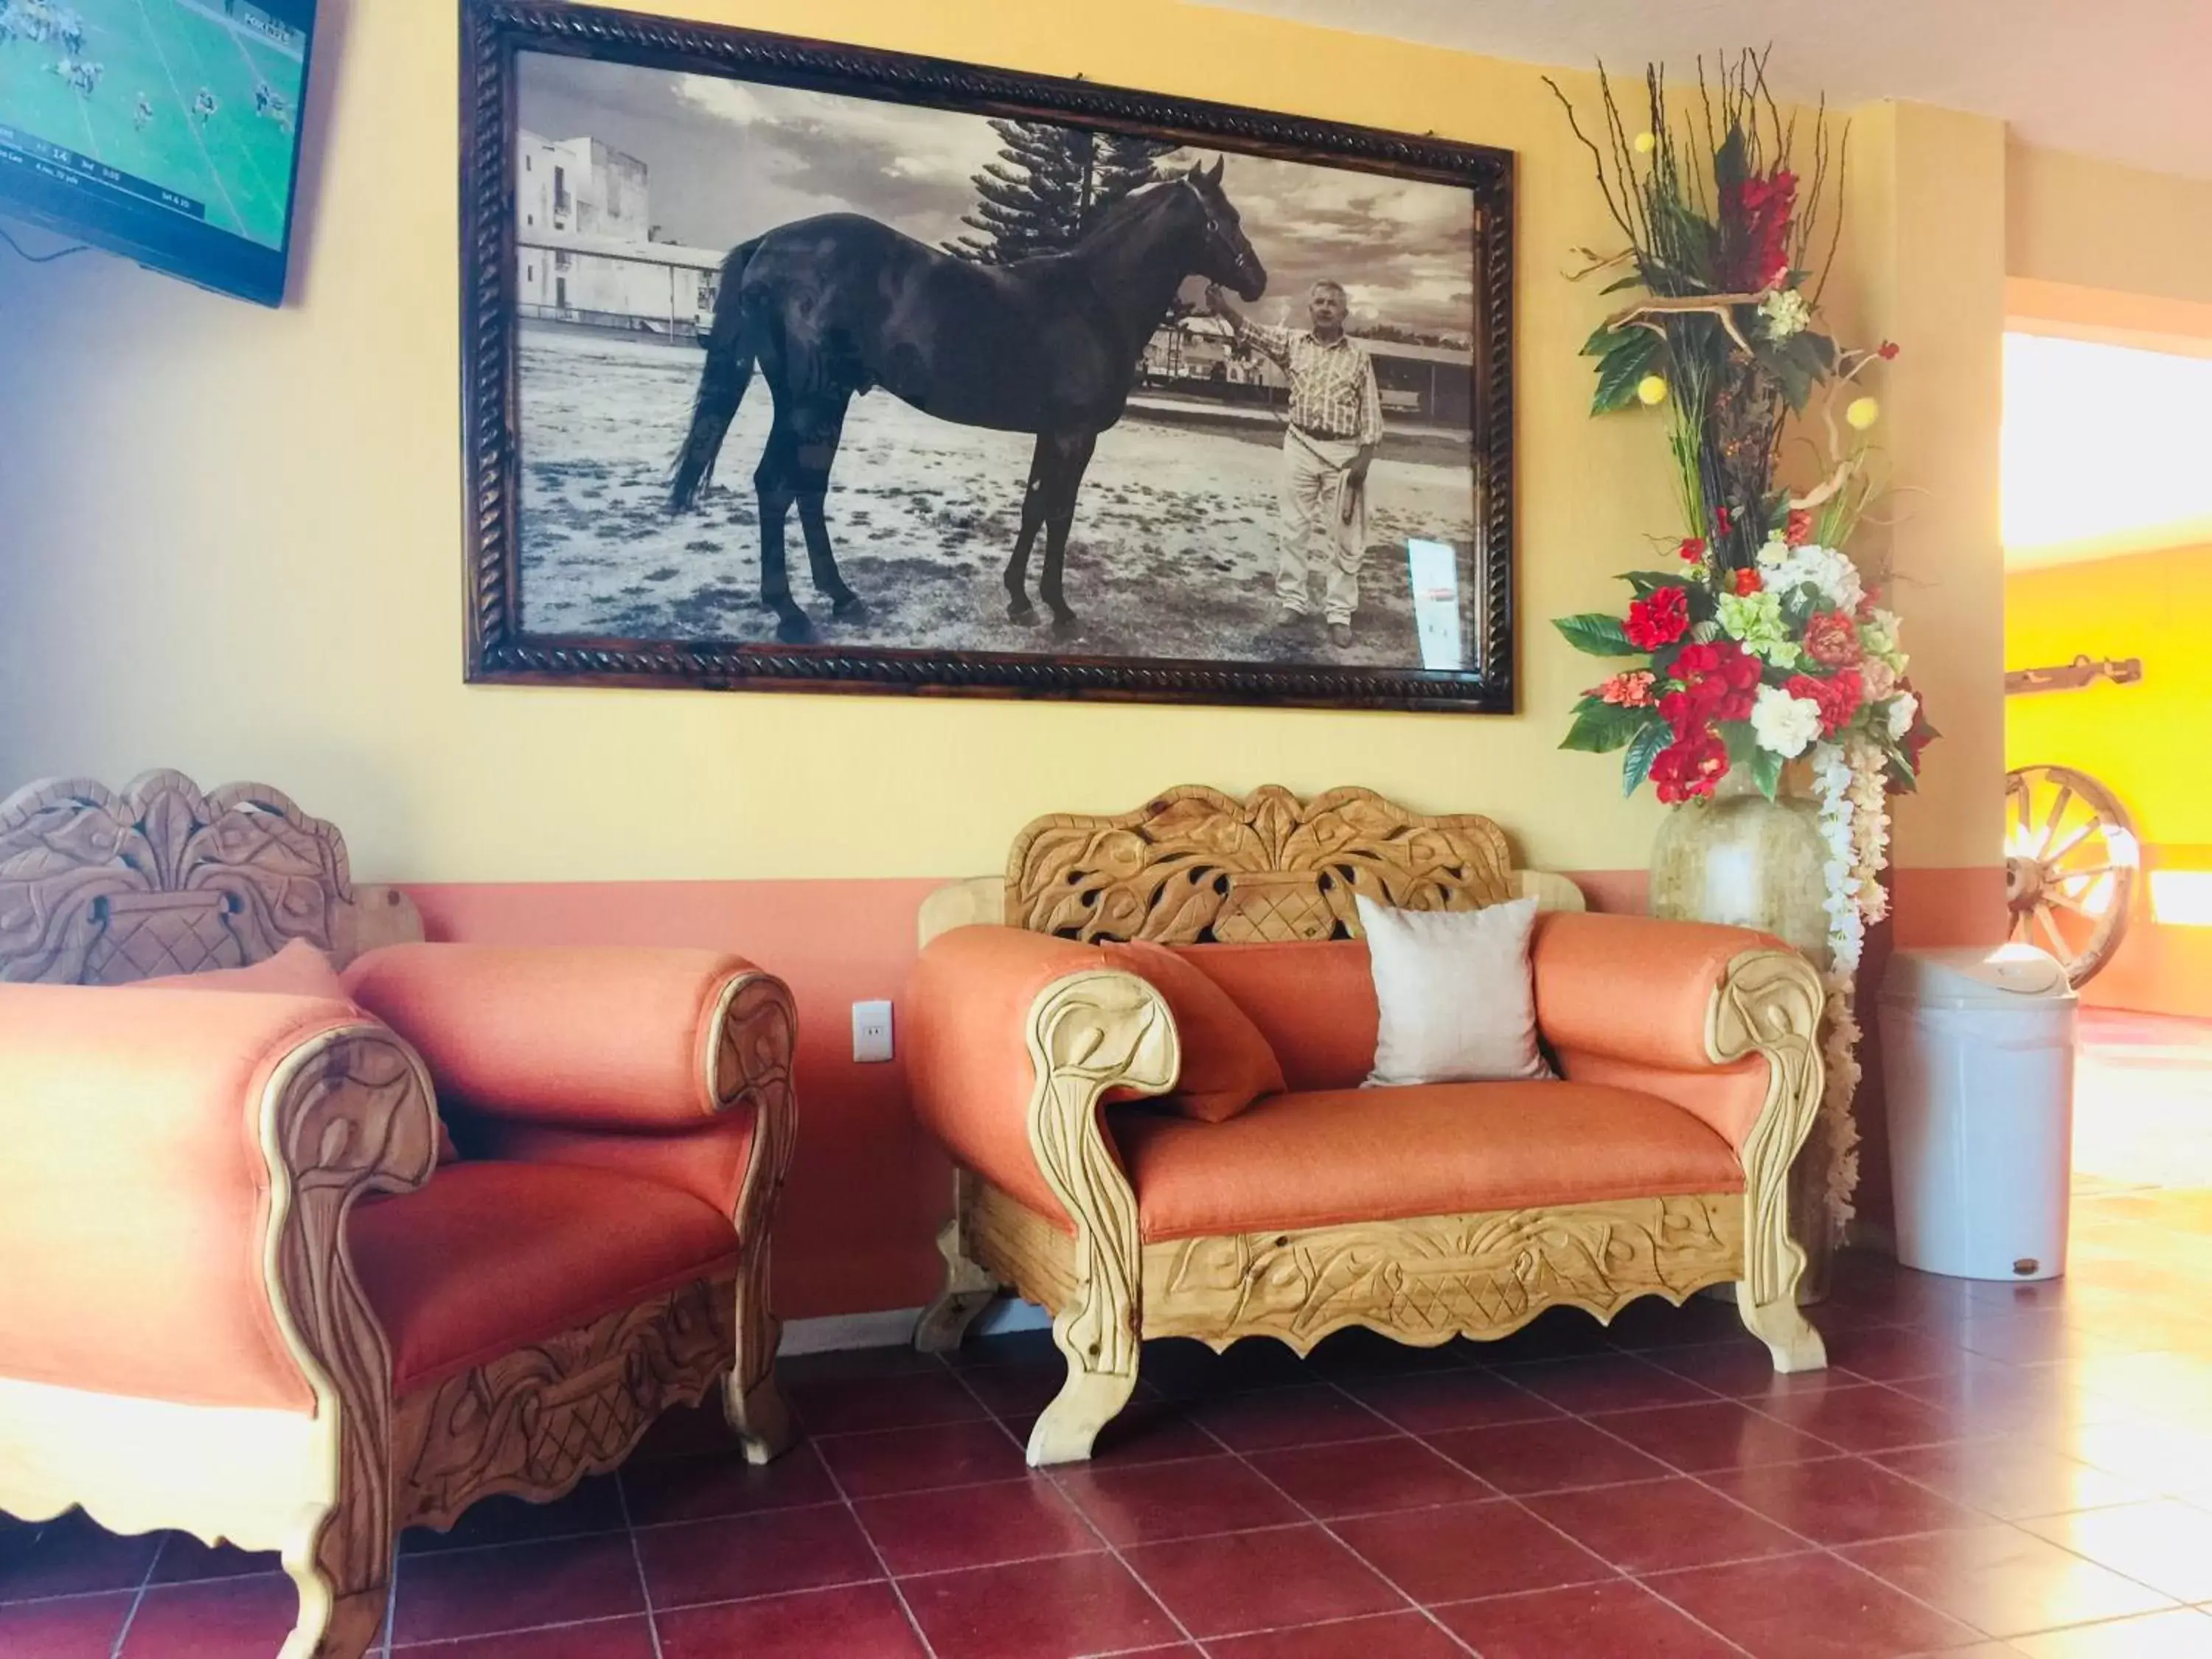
left=1826, top=1325, right=2005, bottom=1384
left=633, top=1503, right=881, bottom=1610
left=789, top=1368, right=993, bottom=1435
left=1055, top=1453, right=1304, bottom=1545
left=1336, top=1371, right=1566, bottom=1433
left=390, top=1533, right=645, bottom=1645
left=1423, top=1416, right=1672, bottom=1495
left=2040, top=1418, right=2212, bottom=1503
left=655, top=1582, right=929, bottom=1659
left=854, top=1475, right=1099, bottom=1575
left=398, top=1476, right=627, bottom=1555
left=1121, top=1523, right=1401, bottom=1638
left=1341, top=1366, right=1563, bottom=1433
left=1498, top=1352, right=1719, bottom=1413
left=146, top=1534, right=282, bottom=1584
left=1591, top=1399, right=1838, bottom=1472
left=1704, top=1455, right=1987, bottom=1545
left=1750, top=1381, right=1981, bottom=1454
left=1140, top=1336, right=1317, bottom=1399
left=0, top=1590, right=134, bottom=1659
left=1649, top=1550, right=1983, bottom=1659
left=1330, top=1498, right=1614, bottom=1604
left=1840, top=1523, right=2177, bottom=1638
left=1433, top=1578, right=1746, bottom=1658
left=1245, top=1436, right=1494, bottom=1518
left=1203, top=1609, right=1471, bottom=1658
left=2018, top=1500, right=2212, bottom=1603
left=898, top=1551, right=1181, bottom=1659
left=1649, top=1339, right=1876, bottom=1401
left=619, top=1443, right=841, bottom=1526
left=396, top=1615, right=660, bottom=1656
left=1526, top=1476, right=1805, bottom=1573
left=1185, top=1384, right=1399, bottom=1453
left=629, top=1399, right=747, bottom=1461
left=1591, top=1289, right=1755, bottom=1351
left=814, top=1418, right=1029, bottom=1498
left=1873, top=1441, right=2153, bottom=1521
left=120, top=1574, right=300, bottom=1658
left=0, top=1509, right=161, bottom=1601
left=2008, top=1607, right=2212, bottom=1658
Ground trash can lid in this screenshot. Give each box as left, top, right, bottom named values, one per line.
left=1879, top=944, right=2076, bottom=1006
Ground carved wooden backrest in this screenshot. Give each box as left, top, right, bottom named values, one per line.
left=0, top=770, right=419, bottom=984
left=1003, top=785, right=1517, bottom=945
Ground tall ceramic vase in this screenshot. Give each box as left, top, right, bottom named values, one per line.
left=1649, top=765, right=1837, bottom=1304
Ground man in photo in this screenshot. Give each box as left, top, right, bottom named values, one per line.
left=1206, top=276, right=1383, bottom=647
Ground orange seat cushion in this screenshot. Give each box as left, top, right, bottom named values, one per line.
left=1115, top=1082, right=1743, bottom=1242
left=349, top=1162, right=738, bottom=1395
left=1101, top=939, right=1285, bottom=1121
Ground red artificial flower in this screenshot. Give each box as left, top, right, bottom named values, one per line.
left=1591, top=669, right=1658, bottom=708
left=1650, top=728, right=1729, bottom=804
left=1733, top=567, right=1763, bottom=597
left=1785, top=508, right=1815, bottom=546
left=1803, top=610, right=1863, bottom=667
left=1726, top=169, right=1798, bottom=290
left=1715, top=506, right=1734, bottom=535
left=1877, top=340, right=1901, bottom=361
left=1785, top=669, right=1865, bottom=737
left=1856, top=585, right=1882, bottom=622
left=1664, top=641, right=1761, bottom=728
left=1677, top=537, right=1708, bottom=563
left=1624, top=586, right=1690, bottom=650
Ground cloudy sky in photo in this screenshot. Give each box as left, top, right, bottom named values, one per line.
left=517, top=52, right=1475, bottom=339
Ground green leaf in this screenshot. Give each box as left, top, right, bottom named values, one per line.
left=1618, top=568, right=1688, bottom=597
left=1622, top=720, right=1670, bottom=796
left=1748, top=745, right=1785, bottom=800
left=1759, top=330, right=1837, bottom=414
left=1590, top=329, right=1663, bottom=414
left=1722, top=723, right=1760, bottom=766
left=1562, top=702, right=1656, bottom=754
left=1551, top=612, right=1638, bottom=657
left=1600, top=271, right=1644, bottom=294
left=1582, top=320, right=1629, bottom=357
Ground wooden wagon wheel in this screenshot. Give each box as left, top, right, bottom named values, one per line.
left=2005, top=764, right=2139, bottom=987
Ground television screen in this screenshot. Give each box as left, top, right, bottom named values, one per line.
left=0, top=0, right=316, bottom=305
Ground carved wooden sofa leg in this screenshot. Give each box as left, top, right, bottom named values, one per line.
left=277, top=1491, right=388, bottom=1659
left=725, top=1368, right=795, bottom=1465
left=915, top=1189, right=1001, bottom=1354
left=1712, top=948, right=1831, bottom=1375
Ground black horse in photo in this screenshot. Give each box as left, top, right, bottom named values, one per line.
left=667, top=159, right=1267, bottom=642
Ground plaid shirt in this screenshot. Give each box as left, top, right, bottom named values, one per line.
left=1231, top=320, right=1384, bottom=447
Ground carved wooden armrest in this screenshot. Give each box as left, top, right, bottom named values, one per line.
left=1708, top=948, right=1829, bottom=1371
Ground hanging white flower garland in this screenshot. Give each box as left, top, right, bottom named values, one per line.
left=1806, top=732, right=1894, bottom=1240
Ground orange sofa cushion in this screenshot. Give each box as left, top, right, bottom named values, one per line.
left=349, top=1162, right=737, bottom=1395
left=1169, top=939, right=1378, bottom=1093
left=1100, top=939, right=1284, bottom=1121
left=1116, top=1082, right=1742, bottom=1242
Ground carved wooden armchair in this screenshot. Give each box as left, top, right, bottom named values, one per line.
left=0, top=771, right=797, bottom=1659
left=902, top=785, right=1829, bottom=1465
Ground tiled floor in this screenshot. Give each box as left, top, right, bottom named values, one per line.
left=5, top=1184, right=2212, bottom=1658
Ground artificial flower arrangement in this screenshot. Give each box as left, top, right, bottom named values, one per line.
left=1544, top=53, right=1937, bottom=1245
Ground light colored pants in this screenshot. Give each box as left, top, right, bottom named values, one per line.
left=1277, top=426, right=1367, bottom=625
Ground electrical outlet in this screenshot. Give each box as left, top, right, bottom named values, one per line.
left=852, top=999, right=894, bottom=1063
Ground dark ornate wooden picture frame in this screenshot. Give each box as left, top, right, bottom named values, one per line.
left=459, top=0, right=1515, bottom=712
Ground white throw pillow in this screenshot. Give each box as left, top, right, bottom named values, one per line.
left=1356, top=893, right=1553, bottom=1085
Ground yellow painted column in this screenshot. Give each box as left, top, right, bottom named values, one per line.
left=1843, top=102, right=2010, bottom=948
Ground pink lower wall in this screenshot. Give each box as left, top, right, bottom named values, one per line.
left=401, top=865, right=2002, bottom=1313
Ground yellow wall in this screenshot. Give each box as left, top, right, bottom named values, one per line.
left=2008, top=141, right=2212, bottom=309
left=0, top=1, right=2001, bottom=900
left=2007, top=544, right=2212, bottom=850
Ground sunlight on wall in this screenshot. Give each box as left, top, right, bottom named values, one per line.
left=2002, top=333, right=2212, bottom=563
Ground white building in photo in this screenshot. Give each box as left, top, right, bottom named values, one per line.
left=515, top=129, right=726, bottom=338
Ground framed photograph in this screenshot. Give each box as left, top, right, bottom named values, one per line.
left=460, top=1, right=1515, bottom=711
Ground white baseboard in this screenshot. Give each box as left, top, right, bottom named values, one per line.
left=779, top=1295, right=1050, bottom=1357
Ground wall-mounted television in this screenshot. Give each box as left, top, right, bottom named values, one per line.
left=0, top=0, right=316, bottom=306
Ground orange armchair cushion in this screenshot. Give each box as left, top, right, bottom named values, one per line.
left=349, top=1162, right=738, bottom=1396
left=343, top=945, right=757, bottom=1131
left=139, top=941, right=457, bottom=1164
left=1116, top=1081, right=1742, bottom=1242
left=1099, top=939, right=1284, bottom=1121
left=1172, top=939, right=1379, bottom=1093
left=1531, top=911, right=1778, bottom=1072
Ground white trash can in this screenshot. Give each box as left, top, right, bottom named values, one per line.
left=1879, top=944, right=2078, bottom=1281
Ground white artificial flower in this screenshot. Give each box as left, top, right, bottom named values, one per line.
left=1759, top=288, right=1812, bottom=339
left=1750, top=685, right=1823, bottom=758
left=1756, top=537, right=1791, bottom=572
left=1861, top=658, right=1899, bottom=700
left=1761, top=543, right=1865, bottom=612
left=1886, top=691, right=1919, bottom=742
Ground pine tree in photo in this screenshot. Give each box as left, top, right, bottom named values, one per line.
left=948, top=122, right=1179, bottom=265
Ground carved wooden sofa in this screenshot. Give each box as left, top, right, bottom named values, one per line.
left=0, top=772, right=797, bottom=1659
left=903, top=785, right=1828, bottom=1465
